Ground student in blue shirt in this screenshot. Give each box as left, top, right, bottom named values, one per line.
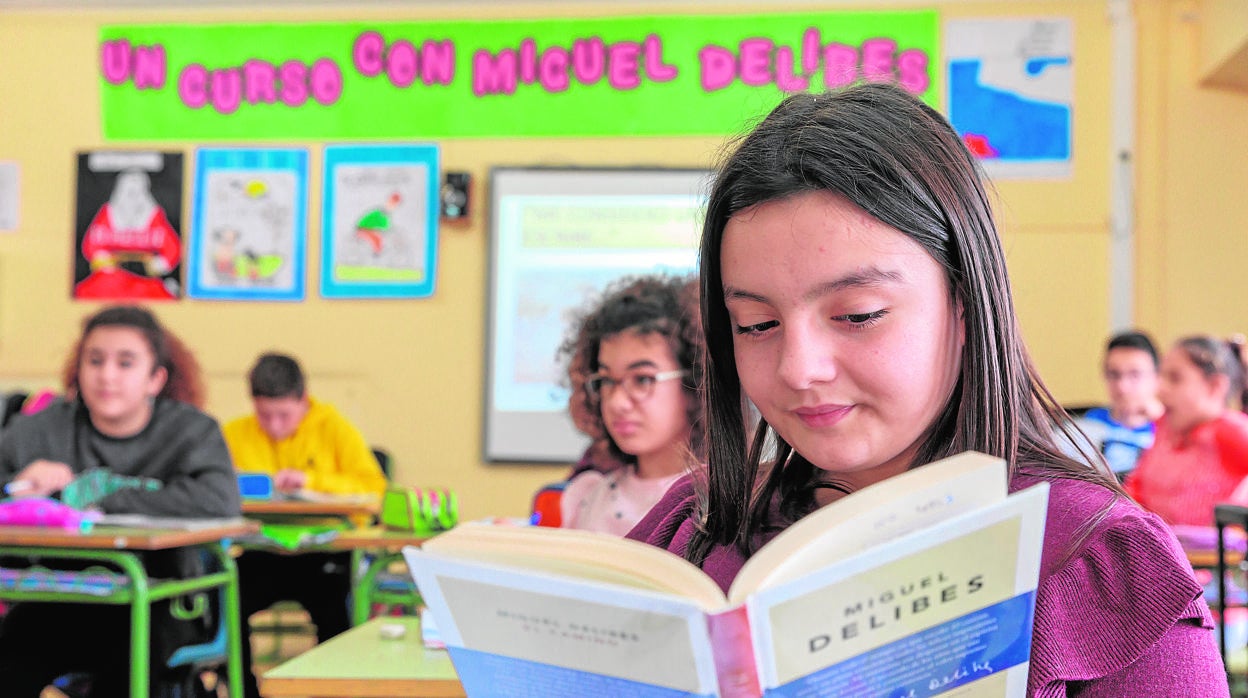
left=1075, top=330, right=1164, bottom=481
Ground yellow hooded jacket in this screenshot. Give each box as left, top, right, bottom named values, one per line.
left=222, top=396, right=386, bottom=495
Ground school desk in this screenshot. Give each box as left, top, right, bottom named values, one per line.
left=241, top=525, right=430, bottom=625
left=0, top=519, right=258, bottom=698
left=240, top=498, right=428, bottom=624
left=260, top=615, right=463, bottom=697
left=328, top=527, right=430, bottom=624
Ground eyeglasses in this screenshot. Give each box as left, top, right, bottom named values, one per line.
left=585, top=370, right=687, bottom=403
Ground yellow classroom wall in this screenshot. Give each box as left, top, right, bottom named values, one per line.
left=1196, top=0, right=1248, bottom=86
left=0, top=0, right=1245, bottom=520
left=1137, top=0, right=1248, bottom=345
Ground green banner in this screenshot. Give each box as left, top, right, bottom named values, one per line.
left=100, top=11, right=938, bottom=141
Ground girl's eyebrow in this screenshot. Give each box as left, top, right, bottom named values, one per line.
left=597, top=359, right=660, bottom=373
left=86, top=348, right=139, bottom=358
left=724, top=267, right=903, bottom=304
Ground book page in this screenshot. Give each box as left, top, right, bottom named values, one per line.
left=731, top=451, right=1006, bottom=602
left=405, top=548, right=721, bottom=696
left=422, top=523, right=726, bottom=609
left=748, top=484, right=1047, bottom=697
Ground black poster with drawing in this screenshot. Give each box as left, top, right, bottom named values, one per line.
left=73, top=151, right=184, bottom=300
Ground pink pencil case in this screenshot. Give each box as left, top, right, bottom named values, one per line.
left=0, top=497, right=101, bottom=532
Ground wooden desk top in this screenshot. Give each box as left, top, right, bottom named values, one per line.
left=327, top=527, right=433, bottom=550
left=0, top=520, right=259, bottom=551
left=1186, top=548, right=1245, bottom=568
left=242, top=497, right=380, bottom=518
left=261, top=616, right=463, bottom=697
left=246, top=527, right=431, bottom=555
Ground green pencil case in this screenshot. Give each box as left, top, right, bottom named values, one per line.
left=381, top=486, right=458, bottom=534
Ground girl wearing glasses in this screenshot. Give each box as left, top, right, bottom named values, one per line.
left=629, top=83, right=1225, bottom=695
left=557, top=273, right=704, bottom=535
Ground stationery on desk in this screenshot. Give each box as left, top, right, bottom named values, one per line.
left=405, top=451, right=1049, bottom=698
left=3, top=468, right=163, bottom=508
left=2, top=480, right=31, bottom=495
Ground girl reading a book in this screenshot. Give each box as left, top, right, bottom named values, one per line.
left=629, top=83, right=1227, bottom=696
left=1126, top=335, right=1248, bottom=526
left=558, top=273, right=705, bottom=536
left=0, top=304, right=240, bottom=697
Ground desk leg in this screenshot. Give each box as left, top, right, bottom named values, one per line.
left=115, top=553, right=151, bottom=698
left=353, top=550, right=405, bottom=626
left=352, top=551, right=420, bottom=626
left=215, top=545, right=245, bottom=698
left=352, top=548, right=374, bottom=626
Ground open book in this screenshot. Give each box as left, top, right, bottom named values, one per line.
left=404, top=451, right=1049, bottom=698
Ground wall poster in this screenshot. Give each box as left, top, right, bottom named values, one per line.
left=188, top=147, right=308, bottom=301
left=321, top=144, right=439, bottom=299
left=73, top=150, right=184, bottom=301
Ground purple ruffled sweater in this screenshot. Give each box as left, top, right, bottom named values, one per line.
left=628, top=472, right=1230, bottom=697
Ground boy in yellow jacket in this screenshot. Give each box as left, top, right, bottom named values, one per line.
left=223, top=352, right=386, bottom=698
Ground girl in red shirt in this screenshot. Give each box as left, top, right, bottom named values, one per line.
left=1126, top=336, right=1248, bottom=525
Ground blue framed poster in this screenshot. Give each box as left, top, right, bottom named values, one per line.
left=188, top=147, right=308, bottom=301
left=321, top=144, right=440, bottom=299
left=945, top=17, right=1073, bottom=180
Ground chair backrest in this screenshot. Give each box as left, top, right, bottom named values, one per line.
left=165, top=592, right=227, bottom=670
left=530, top=481, right=567, bottom=528
left=0, top=391, right=28, bottom=429
left=372, top=447, right=392, bottom=480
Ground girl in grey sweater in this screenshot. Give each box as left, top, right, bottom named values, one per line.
left=0, top=305, right=240, bottom=697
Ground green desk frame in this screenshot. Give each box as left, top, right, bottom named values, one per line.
left=326, top=528, right=429, bottom=626
left=351, top=549, right=422, bottom=625
left=0, top=540, right=244, bottom=698
left=238, top=509, right=428, bottom=628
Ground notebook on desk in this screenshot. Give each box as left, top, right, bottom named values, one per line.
left=93, top=514, right=252, bottom=531
left=279, top=490, right=378, bottom=505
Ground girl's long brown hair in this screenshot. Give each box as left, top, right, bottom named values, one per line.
left=688, top=82, right=1121, bottom=564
